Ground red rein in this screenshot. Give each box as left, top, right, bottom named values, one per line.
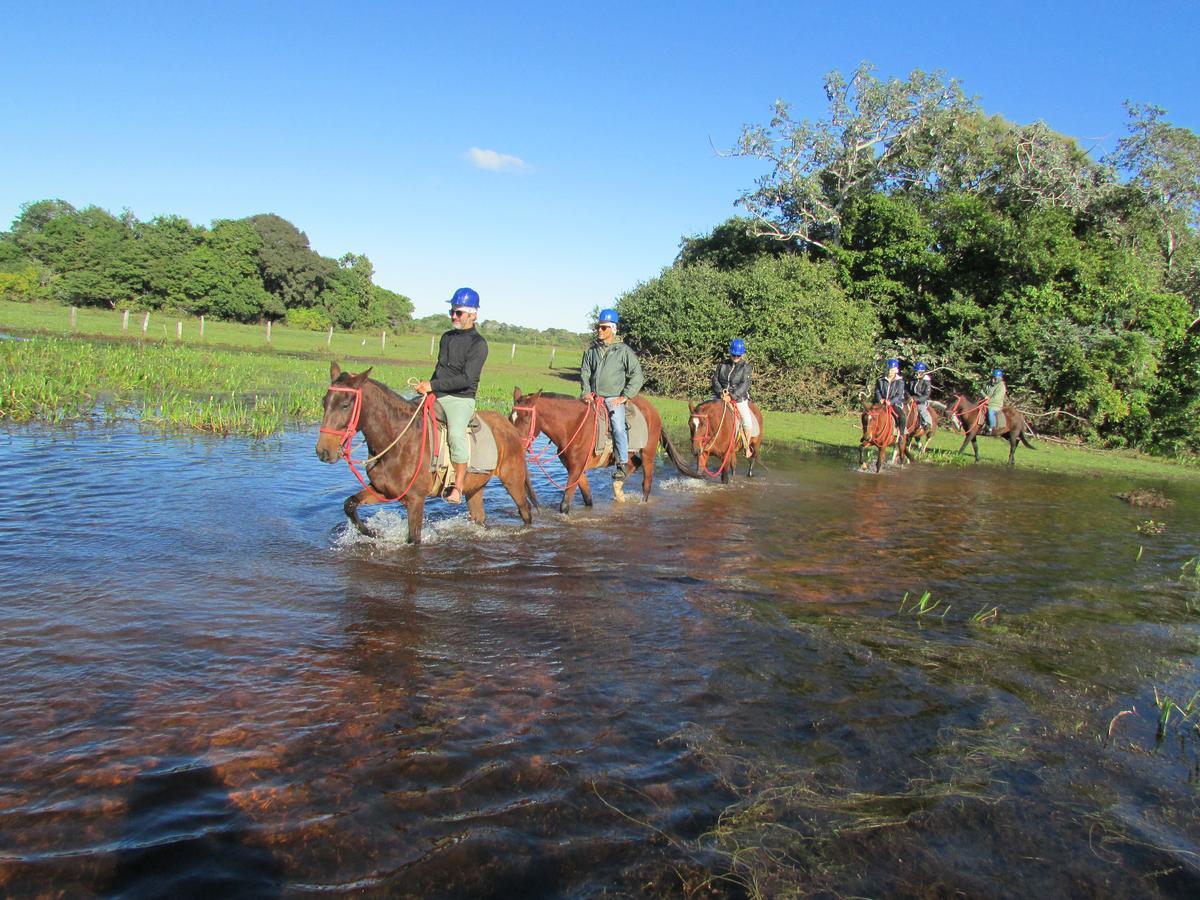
left=514, top=396, right=605, bottom=492
left=321, top=386, right=436, bottom=503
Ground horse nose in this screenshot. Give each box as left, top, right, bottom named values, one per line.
left=316, top=446, right=328, bottom=462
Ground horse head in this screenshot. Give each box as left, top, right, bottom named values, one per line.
left=316, top=362, right=372, bottom=463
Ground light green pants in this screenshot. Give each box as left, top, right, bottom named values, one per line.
left=438, top=394, right=476, bottom=464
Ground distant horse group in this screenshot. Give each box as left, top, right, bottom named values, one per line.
left=859, top=393, right=1035, bottom=472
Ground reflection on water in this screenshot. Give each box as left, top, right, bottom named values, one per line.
left=1, top=425, right=1199, bottom=896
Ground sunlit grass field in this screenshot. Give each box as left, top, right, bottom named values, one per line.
left=2, top=299, right=1196, bottom=480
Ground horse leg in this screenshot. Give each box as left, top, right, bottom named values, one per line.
left=1008, top=436, right=1017, bottom=466
left=404, top=496, right=425, bottom=544
left=721, top=454, right=731, bottom=484
left=344, top=489, right=384, bottom=538
left=640, top=447, right=655, bottom=501
left=466, top=488, right=486, bottom=525
left=971, top=435, right=980, bottom=462
left=578, top=471, right=594, bottom=508
left=957, top=431, right=972, bottom=456
left=498, top=461, right=534, bottom=525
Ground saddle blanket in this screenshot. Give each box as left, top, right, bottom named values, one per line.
left=593, top=399, right=650, bottom=458
left=430, top=402, right=499, bottom=474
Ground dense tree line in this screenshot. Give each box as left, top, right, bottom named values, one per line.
left=616, top=64, right=1200, bottom=453
left=409, top=312, right=587, bottom=347
left=0, top=203, right=414, bottom=331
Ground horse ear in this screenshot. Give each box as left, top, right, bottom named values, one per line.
left=688, top=402, right=697, bottom=414
left=330, top=362, right=341, bottom=381
left=348, top=367, right=372, bottom=388
left=513, top=386, right=521, bottom=401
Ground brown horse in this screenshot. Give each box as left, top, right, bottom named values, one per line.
left=687, top=398, right=763, bottom=483
left=859, top=403, right=906, bottom=472
left=315, top=364, right=536, bottom=543
left=510, top=389, right=699, bottom=513
left=950, top=394, right=1036, bottom=465
left=902, top=398, right=944, bottom=457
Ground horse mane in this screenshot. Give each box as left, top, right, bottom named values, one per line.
left=534, top=391, right=578, bottom=401
left=332, top=372, right=419, bottom=409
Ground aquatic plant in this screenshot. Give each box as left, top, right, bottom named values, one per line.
left=1136, top=519, right=1166, bottom=535
left=899, top=591, right=950, bottom=619
left=1152, top=687, right=1200, bottom=742
left=1117, top=489, right=1174, bottom=508
left=969, top=605, right=999, bottom=624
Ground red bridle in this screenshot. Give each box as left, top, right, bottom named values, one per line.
left=319, top=385, right=364, bottom=458
left=690, top=401, right=739, bottom=477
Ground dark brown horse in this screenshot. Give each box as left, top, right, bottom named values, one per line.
left=315, top=364, right=536, bottom=543
left=859, top=403, right=906, bottom=472
left=510, top=389, right=698, bottom=513
left=687, top=398, right=763, bottom=483
left=902, top=398, right=944, bottom=457
left=950, top=394, right=1036, bottom=465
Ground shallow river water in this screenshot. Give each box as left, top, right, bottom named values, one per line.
left=1, top=425, right=1199, bottom=897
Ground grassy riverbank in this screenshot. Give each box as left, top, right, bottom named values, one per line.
left=2, top=301, right=1196, bottom=480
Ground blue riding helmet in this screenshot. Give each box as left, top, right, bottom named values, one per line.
left=729, top=338, right=747, bottom=357
left=886, top=358, right=899, bottom=369
left=992, top=368, right=1003, bottom=378
left=914, top=362, right=927, bottom=373
left=597, top=308, right=619, bottom=325
left=449, top=287, right=480, bottom=308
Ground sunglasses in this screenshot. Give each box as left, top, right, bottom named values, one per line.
left=597, top=324, right=614, bottom=330
left=450, top=309, right=472, bottom=318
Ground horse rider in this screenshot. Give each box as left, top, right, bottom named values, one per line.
left=580, top=308, right=644, bottom=483
left=416, top=287, right=488, bottom=504
left=981, top=368, right=1006, bottom=433
left=909, top=362, right=933, bottom=431
left=712, top=337, right=755, bottom=457
left=873, top=358, right=906, bottom=440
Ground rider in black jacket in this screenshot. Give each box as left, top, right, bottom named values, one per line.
left=873, top=358, right=906, bottom=437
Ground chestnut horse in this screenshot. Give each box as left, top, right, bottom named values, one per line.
left=687, top=398, right=763, bottom=483
left=315, top=364, right=536, bottom=543
left=510, top=389, right=699, bottom=513
left=949, top=394, right=1036, bottom=465
left=859, top=403, right=906, bottom=472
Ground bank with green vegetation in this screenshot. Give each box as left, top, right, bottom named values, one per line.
left=1, top=312, right=1196, bottom=482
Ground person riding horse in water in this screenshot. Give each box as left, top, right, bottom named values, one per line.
left=712, top=338, right=755, bottom=458
left=982, top=368, right=1006, bottom=433
left=909, top=362, right=933, bottom=430
left=873, top=358, right=906, bottom=441
left=415, top=287, right=488, bottom=505
left=580, top=308, right=644, bottom=483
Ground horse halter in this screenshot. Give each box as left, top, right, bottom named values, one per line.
left=319, top=385, right=363, bottom=458
left=511, top=403, right=539, bottom=451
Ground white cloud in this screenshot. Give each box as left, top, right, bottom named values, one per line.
left=464, top=147, right=531, bottom=172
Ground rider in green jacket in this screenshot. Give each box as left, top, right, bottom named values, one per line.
left=580, top=308, right=644, bottom=481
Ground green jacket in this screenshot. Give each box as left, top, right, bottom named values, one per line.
left=580, top=339, right=644, bottom=399
left=983, top=379, right=1006, bottom=412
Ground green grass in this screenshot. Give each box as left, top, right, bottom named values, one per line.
left=2, top=298, right=1199, bottom=481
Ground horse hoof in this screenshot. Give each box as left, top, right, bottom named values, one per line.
left=612, top=483, right=626, bottom=503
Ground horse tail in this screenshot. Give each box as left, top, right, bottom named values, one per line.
left=1020, top=426, right=1037, bottom=450
left=661, top=429, right=702, bottom=478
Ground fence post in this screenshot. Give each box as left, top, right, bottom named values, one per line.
left=327, top=325, right=333, bottom=346
left=549, top=347, right=556, bottom=369
left=510, top=342, right=516, bottom=360
left=266, top=320, right=272, bottom=343
left=142, top=312, right=150, bottom=337
left=176, top=321, right=182, bottom=340
left=70, top=307, right=77, bottom=331
left=381, top=330, right=387, bottom=353
left=200, top=315, right=205, bottom=339
left=122, top=309, right=129, bottom=332
left=429, top=335, right=435, bottom=357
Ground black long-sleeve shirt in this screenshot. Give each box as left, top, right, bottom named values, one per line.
left=874, top=376, right=906, bottom=408
left=430, top=328, right=488, bottom=398
left=909, top=375, right=932, bottom=404
left=712, top=359, right=752, bottom=401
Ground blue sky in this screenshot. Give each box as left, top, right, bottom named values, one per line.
left=3, top=1, right=1197, bottom=330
